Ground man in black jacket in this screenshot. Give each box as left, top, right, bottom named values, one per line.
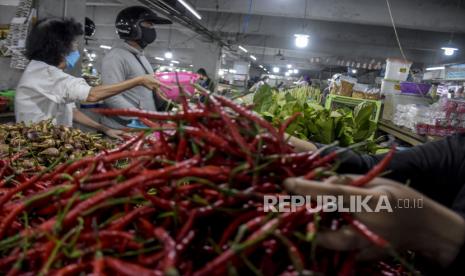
left=285, top=134, right=465, bottom=274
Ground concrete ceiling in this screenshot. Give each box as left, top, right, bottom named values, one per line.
left=84, top=0, right=465, bottom=72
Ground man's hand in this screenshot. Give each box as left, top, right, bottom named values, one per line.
left=284, top=175, right=465, bottom=267
left=284, top=134, right=318, bottom=152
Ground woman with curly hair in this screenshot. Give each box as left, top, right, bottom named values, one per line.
left=15, top=17, right=166, bottom=138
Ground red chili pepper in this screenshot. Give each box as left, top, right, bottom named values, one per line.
left=350, top=146, right=396, bottom=187
left=213, top=95, right=279, bottom=138
left=108, top=206, right=155, bottom=231
left=105, top=257, right=162, bottom=276
left=53, top=263, right=90, bottom=276
left=93, top=108, right=208, bottom=121
left=342, top=213, right=388, bottom=248
left=279, top=112, right=302, bottom=142
left=39, top=157, right=199, bottom=232
left=153, top=227, right=177, bottom=272
left=218, top=210, right=260, bottom=247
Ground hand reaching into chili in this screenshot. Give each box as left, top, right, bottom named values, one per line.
left=284, top=175, right=465, bottom=268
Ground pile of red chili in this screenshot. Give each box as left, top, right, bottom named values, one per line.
left=0, top=92, right=410, bottom=275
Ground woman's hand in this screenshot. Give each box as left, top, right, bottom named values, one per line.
left=139, top=75, right=172, bottom=90
left=102, top=128, right=125, bottom=140
left=284, top=175, right=465, bottom=267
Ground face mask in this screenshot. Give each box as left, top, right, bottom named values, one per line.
left=65, top=50, right=80, bottom=69
left=138, top=26, right=157, bottom=48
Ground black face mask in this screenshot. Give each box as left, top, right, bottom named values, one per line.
left=137, top=26, right=157, bottom=49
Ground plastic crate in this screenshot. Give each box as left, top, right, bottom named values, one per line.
left=324, top=94, right=382, bottom=123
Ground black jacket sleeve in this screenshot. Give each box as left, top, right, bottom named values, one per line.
left=334, top=133, right=465, bottom=208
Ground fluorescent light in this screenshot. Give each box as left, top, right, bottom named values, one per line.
left=351, top=69, right=358, bottom=74
left=99, top=45, right=112, bottom=50
left=272, top=67, right=280, bottom=73
left=164, top=51, right=173, bottom=59
left=287, top=64, right=292, bottom=68
left=218, top=69, right=225, bottom=76
left=293, top=69, right=299, bottom=74
left=294, top=34, right=309, bottom=48
left=442, top=47, right=458, bottom=56
left=259, top=65, right=264, bottom=68
left=169, top=63, right=173, bottom=67
left=88, top=63, right=93, bottom=66
left=238, top=45, right=248, bottom=53
left=285, top=72, right=290, bottom=76
left=177, top=0, right=202, bottom=20
left=90, top=53, right=97, bottom=58
left=155, top=57, right=165, bottom=61
left=229, top=69, right=237, bottom=74
left=250, top=55, right=256, bottom=61
left=189, top=64, right=194, bottom=67
left=426, top=66, right=445, bottom=71
left=172, top=60, right=180, bottom=64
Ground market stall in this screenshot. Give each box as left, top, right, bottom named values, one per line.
left=1, top=0, right=465, bottom=274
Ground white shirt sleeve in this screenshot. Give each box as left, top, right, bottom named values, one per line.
left=59, top=76, right=91, bottom=103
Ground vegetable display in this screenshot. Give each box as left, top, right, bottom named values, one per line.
left=0, top=91, right=413, bottom=275
left=0, top=120, right=113, bottom=173
left=253, top=86, right=377, bottom=147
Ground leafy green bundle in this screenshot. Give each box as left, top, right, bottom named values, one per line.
left=253, top=86, right=377, bottom=147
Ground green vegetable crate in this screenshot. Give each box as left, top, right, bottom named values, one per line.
left=325, top=94, right=382, bottom=123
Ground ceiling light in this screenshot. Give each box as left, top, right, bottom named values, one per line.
left=99, top=45, right=112, bottom=50
left=285, top=72, right=290, bottom=76
left=177, top=0, right=202, bottom=20
left=259, top=65, right=264, bottom=68
left=351, top=69, right=358, bottom=74
left=426, top=66, right=445, bottom=71
left=293, top=69, right=299, bottom=74
left=169, top=63, right=173, bottom=67
left=164, top=51, right=173, bottom=59
left=172, top=60, right=180, bottom=64
left=238, top=45, right=248, bottom=53
left=155, top=57, right=165, bottom=61
left=229, top=69, right=237, bottom=73
left=287, top=64, right=292, bottom=68
left=88, top=63, right=93, bottom=67
left=218, top=69, right=225, bottom=76
left=442, top=47, right=458, bottom=56
left=272, top=67, right=280, bottom=73
left=294, top=34, right=309, bottom=48
left=250, top=55, right=257, bottom=61
left=189, top=64, right=194, bottom=67
left=90, top=53, right=97, bottom=58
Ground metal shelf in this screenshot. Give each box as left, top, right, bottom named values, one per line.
left=378, top=120, right=440, bottom=146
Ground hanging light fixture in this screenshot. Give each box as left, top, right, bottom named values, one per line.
left=442, top=46, right=458, bottom=56
left=294, top=34, right=309, bottom=48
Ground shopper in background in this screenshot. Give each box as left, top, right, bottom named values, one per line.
left=455, top=86, right=464, bottom=98
left=196, top=68, right=215, bottom=93
left=249, top=75, right=270, bottom=92
left=285, top=135, right=465, bottom=273
left=16, top=18, right=164, bottom=138
left=101, top=6, right=172, bottom=129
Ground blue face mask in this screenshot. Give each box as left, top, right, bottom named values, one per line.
left=65, top=50, right=80, bottom=69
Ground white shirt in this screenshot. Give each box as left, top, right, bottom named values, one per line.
left=15, top=60, right=91, bottom=126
